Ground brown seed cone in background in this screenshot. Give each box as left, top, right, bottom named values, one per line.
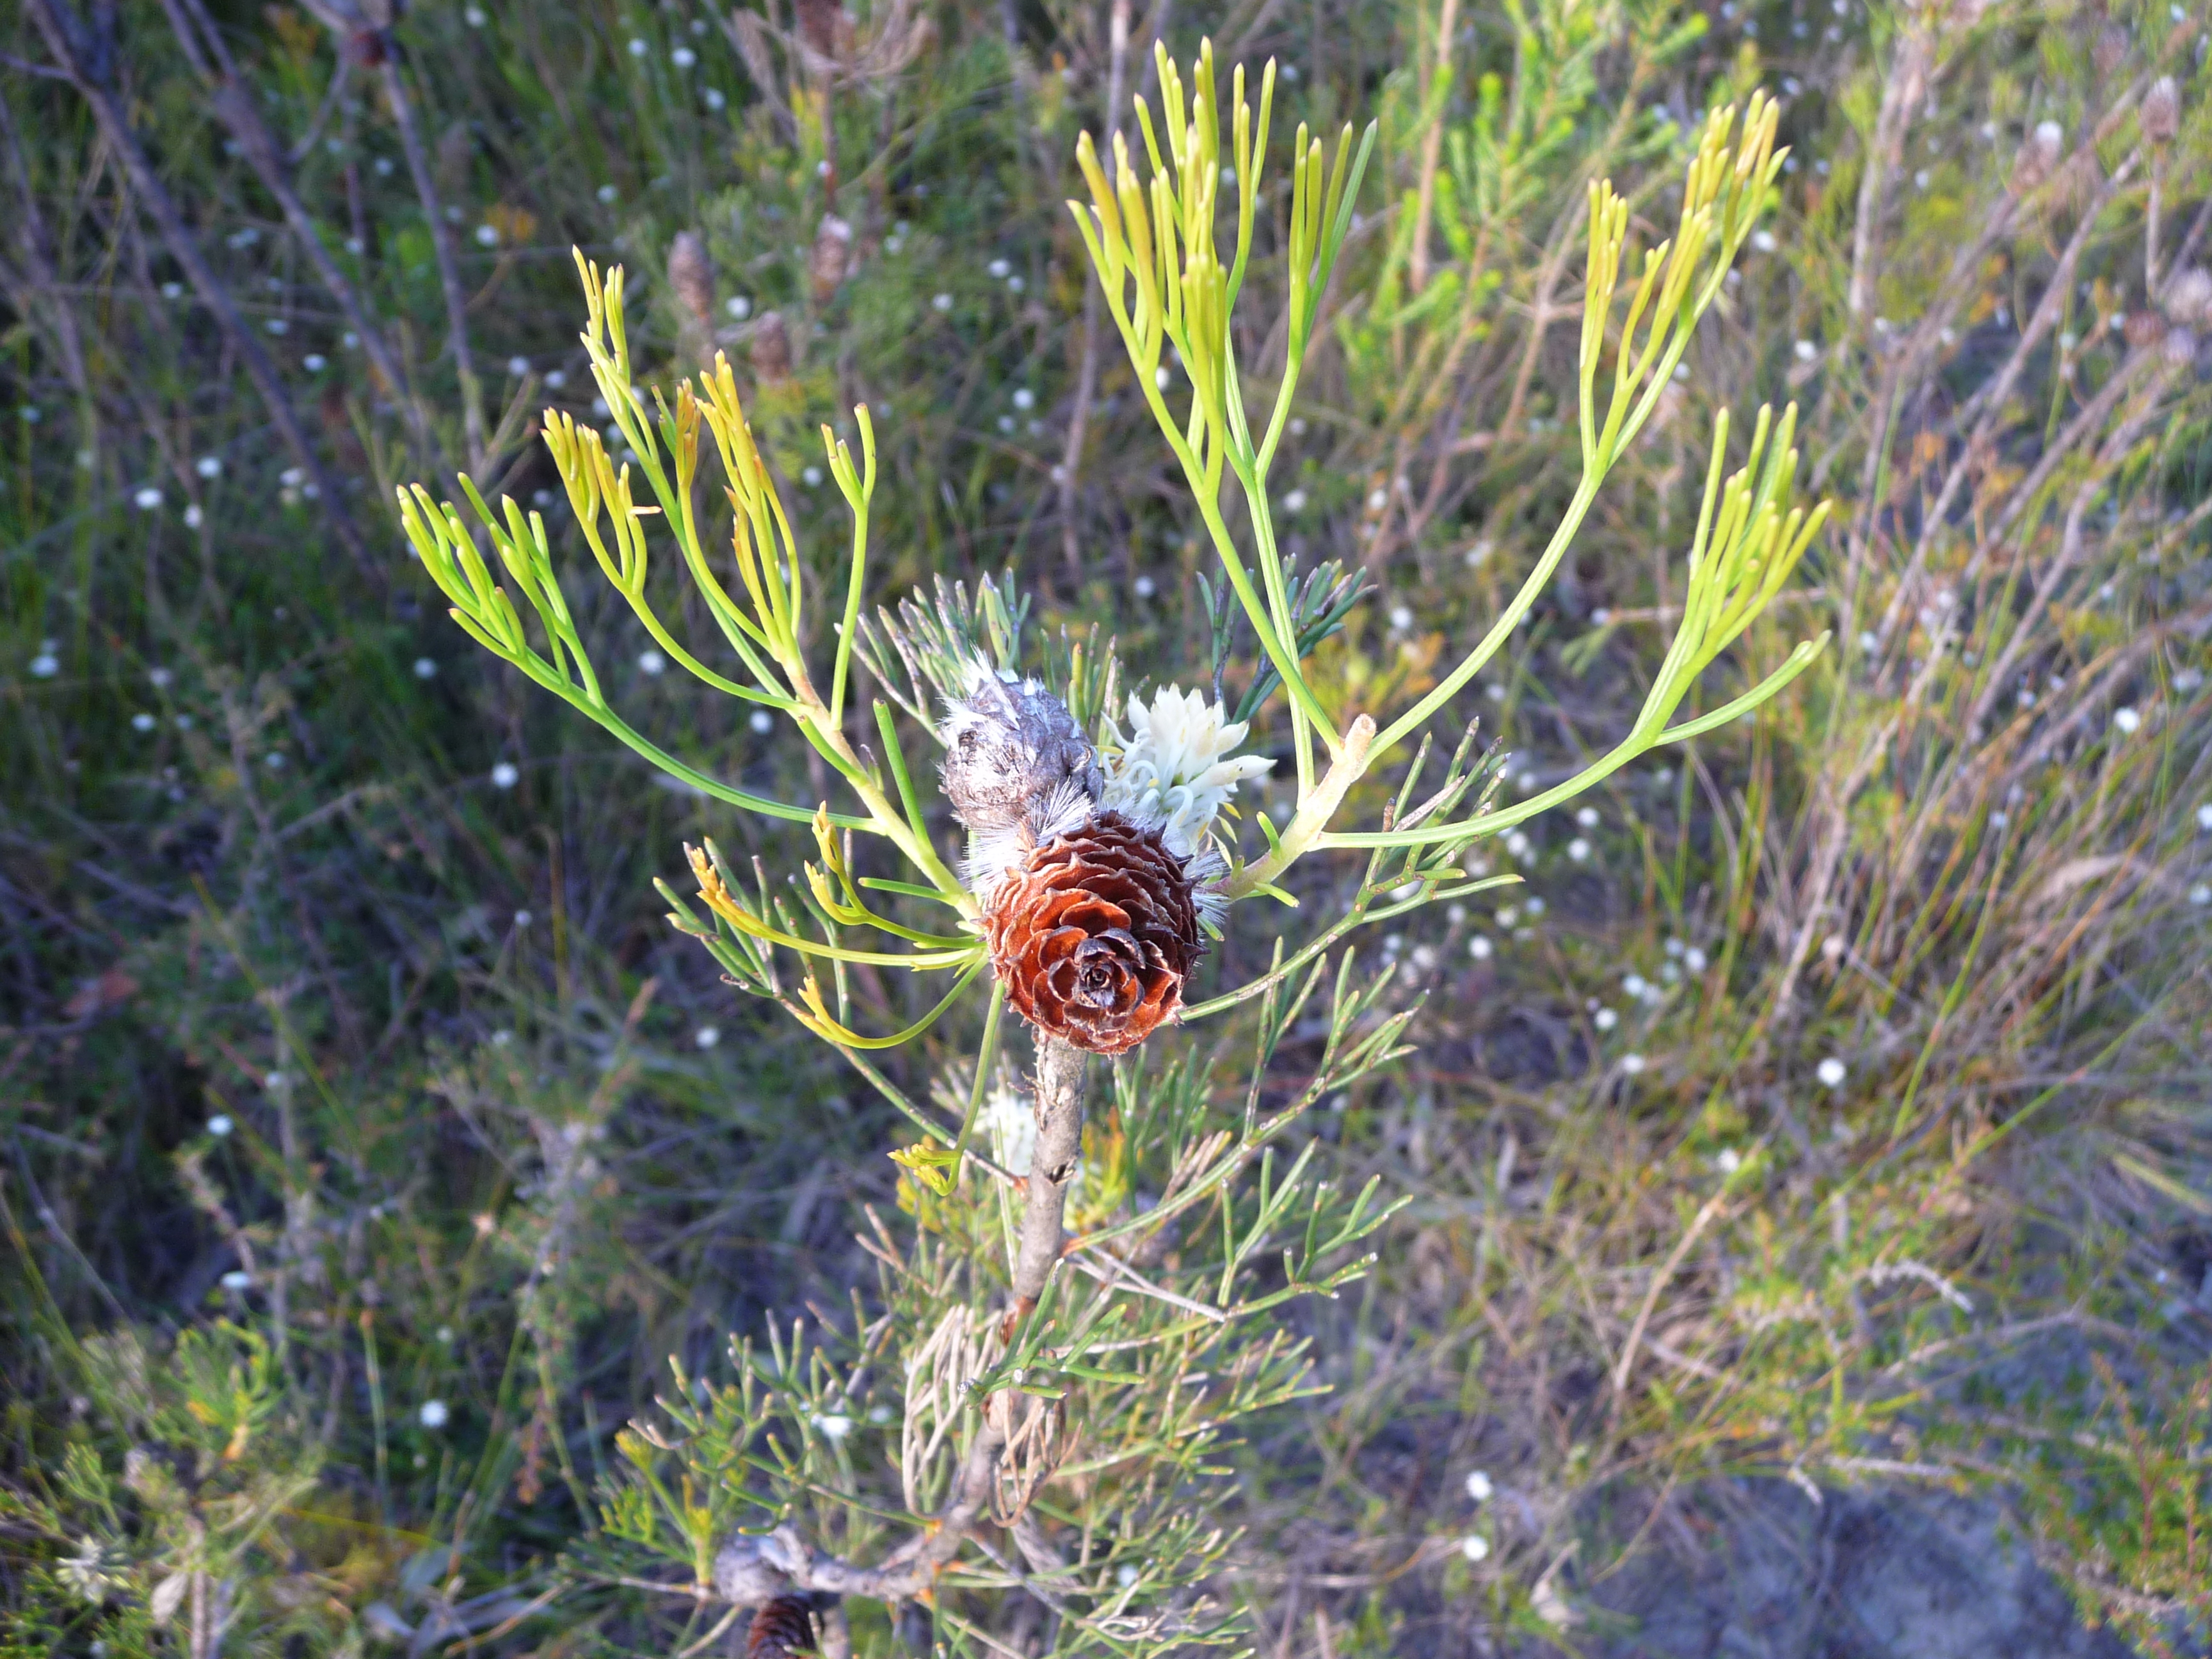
left=2124, top=310, right=2168, bottom=353
left=746, top=1596, right=817, bottom=1658
left=982, top=811, right=1200, bottom=1056
left=2092, top=24, right=2128, bottom=79
left=794, top=0, right=842, bottom=58
left=808, top=215, right=854, bottom=307
left=751, top=310, right=793, bottom=381
left=668, top=230, right=716, bottom=328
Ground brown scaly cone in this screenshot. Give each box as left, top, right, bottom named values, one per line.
left=982, top=810, right=1201, bottom=1056
left=668, top=230, right=717, bottom=370
left=746, top=1596, right=817, bottom=1657
left=751, top=310, right=793, bottom=382
left=668, top=230, right=716, bottom=328
left=808, top=214, right=854, bottom=307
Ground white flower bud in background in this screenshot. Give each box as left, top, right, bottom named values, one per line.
left=2141, top=76, right=2179, bottom=147
left=2164, top=269, right=2212, bottom=330
left=2012, top=119, right=2062, bottom=192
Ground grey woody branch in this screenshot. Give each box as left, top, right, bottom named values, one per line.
left=715, top=1039, right=1087, bottom=1612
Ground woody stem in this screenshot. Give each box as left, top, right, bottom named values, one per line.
left=711, top=1034, right=1089, bottom=1607
left=1009, top=1037, right=1087, bottom=1329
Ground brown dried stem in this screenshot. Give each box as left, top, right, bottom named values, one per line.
left=156, top=0, right=437, bottom=460
left=1058, top=0, right=1136, bottom=579
left=374, top=36, right=486, bottom=472
left=20, top=0, right=370, bottom=572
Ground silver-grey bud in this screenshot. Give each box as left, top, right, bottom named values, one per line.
left=940, top=669, right=1102, bottom=834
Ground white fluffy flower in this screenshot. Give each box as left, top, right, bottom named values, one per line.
left=983, top=1077, right=1039, bottom=1175
left=1101, top=685, right=1271, bottom=856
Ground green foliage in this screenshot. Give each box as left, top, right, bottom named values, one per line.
left=1, top=1320, right=330, bottom=1658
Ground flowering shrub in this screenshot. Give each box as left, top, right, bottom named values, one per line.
left=7, top=1, right=2209, bottom=1654
left=390, top=45, right=1822, bottom=1651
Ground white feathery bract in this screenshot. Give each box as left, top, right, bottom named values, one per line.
left=960, top=778, right=1096, bottom=894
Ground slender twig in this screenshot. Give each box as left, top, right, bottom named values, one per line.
left=157, top=0, right=435, bottom=458
left=1058, top=0, right=1136, bottom=577
left=712, top=1039, right=1087, bottom=1607
left=1847, top=12, right=1935, bottom=320
left=0, top=89, right=90, bottom=397
left=1404, top=0, right=1459, bottom=299
left=1069, top=1244, right=1227, bottom=1322
left=374, top=32, right=486, bottom=472
left=20, top=0, right=371, bottom=572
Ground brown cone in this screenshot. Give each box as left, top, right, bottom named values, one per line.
left=808, top=215, right=854, bottom=306
left=746, top=1596, right=817, bottom=1658
left=982, top=811, right=1200, bottom=1056
left=751, top=310, right=793, bottom=381
left=668, top=231, right=716, bottom=328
